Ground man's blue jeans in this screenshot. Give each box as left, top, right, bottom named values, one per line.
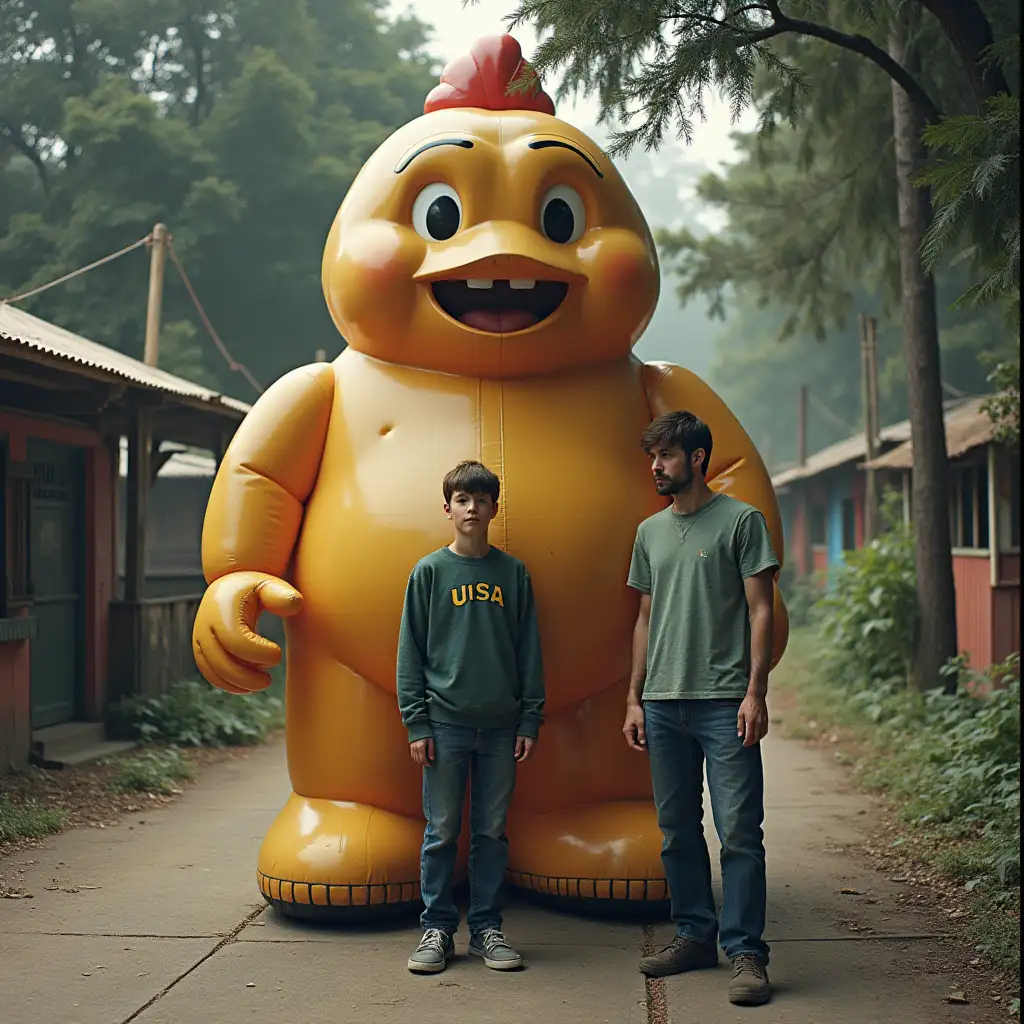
left=420, top=723, right=517, bottom=936
left=644, top=698, right=769, bottom=962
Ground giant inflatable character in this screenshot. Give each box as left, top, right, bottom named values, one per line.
left=192, top=35, right=788, bottom=920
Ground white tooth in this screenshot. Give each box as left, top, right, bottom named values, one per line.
left=467, top=279, right=493, bottom=289
left=510, top=279, right=536, bottom=290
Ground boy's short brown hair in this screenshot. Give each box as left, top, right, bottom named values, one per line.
left=442, top=460, right=501, bottom=504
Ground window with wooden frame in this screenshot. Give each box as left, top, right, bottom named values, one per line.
left=949, top=460, right=990, bottom=551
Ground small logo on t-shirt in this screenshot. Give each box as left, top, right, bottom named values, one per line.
left=698, top=549, right=710, bottom=559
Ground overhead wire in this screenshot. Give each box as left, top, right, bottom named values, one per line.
left=0, top=230, right=265, bottom=397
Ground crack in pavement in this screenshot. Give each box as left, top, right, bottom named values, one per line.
left=642, top=924, right=668, bottom=1024
left=119, top=904, right=268, bottom=1024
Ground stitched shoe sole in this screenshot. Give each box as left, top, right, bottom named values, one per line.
left=729, top=986, right=771, bottom=1007
left=469, top=946, right=523, bottom=970
left=408, top=956, right=449, bottom=974
left=639, top=954, right=718, bottom=978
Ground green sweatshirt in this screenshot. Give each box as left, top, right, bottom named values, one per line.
left=396, top=546, right=546, bottom=743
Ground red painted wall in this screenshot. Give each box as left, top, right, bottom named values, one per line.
left=1, top=411, right=105, bottom=765
left=953, top=554, right=993, bottom=670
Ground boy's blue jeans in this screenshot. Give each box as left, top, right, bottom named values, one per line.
left=644, top=698, right=770, bottom=963
left=420, top=723, right=518, bottom=936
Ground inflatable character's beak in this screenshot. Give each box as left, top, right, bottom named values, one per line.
left=413, top=221, right=587, bottom=285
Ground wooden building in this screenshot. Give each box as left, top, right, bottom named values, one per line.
left=0, top=303, right=249, bottom=769
left=771, top=418, right=913, bottom=580
left=773, top=397, right=1020, bottom=672
left=864, top=399, right=1021, bottom=671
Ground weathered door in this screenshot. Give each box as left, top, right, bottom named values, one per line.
left=28, top=439, right=84, bottom=728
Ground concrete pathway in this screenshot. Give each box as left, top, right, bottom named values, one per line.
left=0, top=724, right=994, bottom=1024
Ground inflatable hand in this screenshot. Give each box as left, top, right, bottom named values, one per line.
left=192, top=572, right=303, bottom=694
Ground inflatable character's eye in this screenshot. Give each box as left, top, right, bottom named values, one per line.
left=412, top=183, right=462, bottom=241
left=540, top=185, right=586, bottom=244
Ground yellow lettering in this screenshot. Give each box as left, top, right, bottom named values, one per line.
left=451, top=586, right=467, bottom=607
left=476, top=583, right=490, bottom=601
left=490, top=585, right=504, bottom=607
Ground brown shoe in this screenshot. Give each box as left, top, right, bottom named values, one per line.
left=638, top=936, right=718, bottom=977
left=729, top=954, right=771, bottom=1005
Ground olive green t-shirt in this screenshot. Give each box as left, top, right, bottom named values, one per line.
left=627, top=493, right=779, bottom=700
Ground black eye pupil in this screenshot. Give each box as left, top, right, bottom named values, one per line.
left=543, top=198, right=575, bottom=243
left=426, top=196, right=460, bottom=240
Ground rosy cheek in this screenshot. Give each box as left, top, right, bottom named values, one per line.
left=326, top=222, right=425, bottom=321
left=580, top=232, right=658, bottom=296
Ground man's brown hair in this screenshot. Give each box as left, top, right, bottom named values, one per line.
left=640, top=411, right=714, bottom=476
left=442, top=460, right=501, bottom=504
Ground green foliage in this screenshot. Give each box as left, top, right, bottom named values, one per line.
left=778, top=564, right=823, bottom=629
left=0, top=793, right=66, bottom=843
left=0, top=0, right=436, bottom=391
left=980, top=346, right=1021, bottom=447
left=816, top=495, right=918, bottom=687
left=108, top=749, right=195, bottom=794
left=917, top=39, right=1020, bottom=314
left=109, top=672, right=285, bottom=748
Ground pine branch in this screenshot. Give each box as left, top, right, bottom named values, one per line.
left=766, top=7, right=942, bottom=122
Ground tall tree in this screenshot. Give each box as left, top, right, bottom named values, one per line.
left=0, top=0, right=436, bottom=392
left=497, top=0, right=1018, bottom=691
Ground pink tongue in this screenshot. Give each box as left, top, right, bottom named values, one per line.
left=462, top=309, right=538, bottom=332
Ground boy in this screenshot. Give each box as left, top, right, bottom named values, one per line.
left=397, top=460, right=545, bottom=974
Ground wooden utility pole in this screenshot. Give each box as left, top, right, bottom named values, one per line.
left=859, top=314, right=881, bottom=541
left=797, top=384, right=809, bottom=467
left=143, top=223, right=169, bottom=367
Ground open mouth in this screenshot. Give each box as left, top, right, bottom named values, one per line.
left=431, top=279, right=569, bottom=333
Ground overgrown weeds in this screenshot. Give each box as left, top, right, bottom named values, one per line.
left=109, top=668, right=285, bottom=748
left=108, top=750, right=195, bottom=794
left=0, top=794, right=66, bottom=843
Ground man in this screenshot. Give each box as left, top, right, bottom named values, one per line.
left=624, top=411, right=778, bottom=1007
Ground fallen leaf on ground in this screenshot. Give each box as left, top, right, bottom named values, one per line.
left=945, top=991, right=969, bottom=1005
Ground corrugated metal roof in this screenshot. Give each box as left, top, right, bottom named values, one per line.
left=863, top=398, right=997, bottom=470
left=0, top=302, right=251, bottom=416
left=117, top=438, right=218, bottom=479
left=771, top=419, right=914, bottom=488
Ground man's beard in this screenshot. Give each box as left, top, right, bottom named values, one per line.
left=654, top=465, right=694, bottom=495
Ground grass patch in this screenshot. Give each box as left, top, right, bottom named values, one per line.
left=109, top=666, right=285, bottom=748
left=776, top=628, right=1021, bottom=978
left=0, top=793, right=67, bottom=843
left=108, top=750, right=195, bottom=794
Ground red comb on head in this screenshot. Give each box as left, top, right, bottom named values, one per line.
left=424, top=34, right=555, bottom=116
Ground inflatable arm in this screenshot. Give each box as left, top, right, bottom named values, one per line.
left=641, top=361, right=789, bottom=667
left=192, top=362, right=336, bottom=694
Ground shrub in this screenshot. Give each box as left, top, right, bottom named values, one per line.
left=109, top=669, right=285, bottom=748
left=109, top=750, right=195, bottom=794
left=778, top=565, right=823, bottom=629
left=817, top=494, right=917, bottom=689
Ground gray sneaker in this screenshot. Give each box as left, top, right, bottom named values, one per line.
left=469, top=928, right=523, bottom=970
left=407, top=928, right=455, bottom=973
left=729, top=953, right=771, bottom=1005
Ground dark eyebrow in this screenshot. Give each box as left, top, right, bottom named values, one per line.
left=528, top=139, right=604, bottom=178
left=394, top=138, right=474, bottom=174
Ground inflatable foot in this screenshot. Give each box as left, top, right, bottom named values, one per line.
left=507, top=800, right=669, bottom=917
left=257, top=793, right=424, bottom=922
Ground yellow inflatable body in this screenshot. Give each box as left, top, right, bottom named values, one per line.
left=193, top=35, right=788, bottom=920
